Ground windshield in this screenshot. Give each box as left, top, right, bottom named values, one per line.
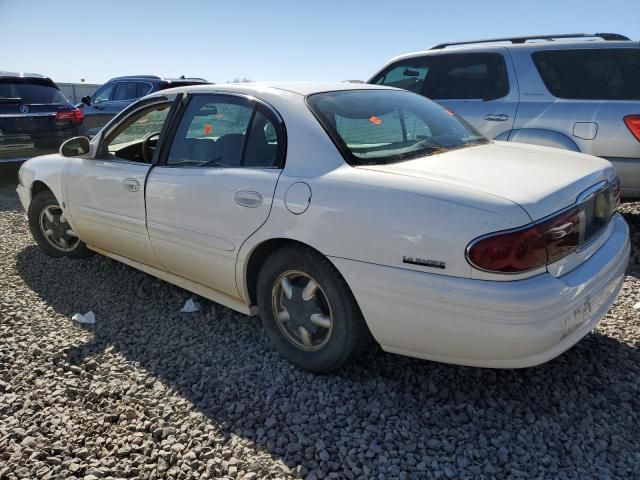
left=0, top=81, right=68, bottom=104
left=306, top=89, right=487, bottom=166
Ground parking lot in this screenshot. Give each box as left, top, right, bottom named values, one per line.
left=0, top=161, right=638, bottom=479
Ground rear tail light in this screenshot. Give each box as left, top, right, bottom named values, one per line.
left=467, top=181, right=617, bottom=274
left=624, top=115, right=640, bottom=142
left=55, top=108, right=84, bottom=125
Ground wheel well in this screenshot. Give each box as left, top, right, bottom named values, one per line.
left=31, top=180, right=51, bottom=198
left=244, top=238, right=324, bottom=306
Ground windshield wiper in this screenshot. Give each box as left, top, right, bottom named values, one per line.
left=199, top=156, right=226, bottom=167
left=0, top=97, right=23, bottom=104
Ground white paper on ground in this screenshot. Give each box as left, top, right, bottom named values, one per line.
left=634, top=302, right=640, bottom=310
left=72, top=311, right=96, bottom=324
left=181, top=298, right=200, bottom=313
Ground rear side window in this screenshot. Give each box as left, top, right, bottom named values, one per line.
left=431, top=53, right=509, bottom=101
left=532, top=48, right=640, bottom=100
left=0, top=81, right=68, bottom=104
left=113, top=82, right=146, bottom=101
left=167, top=94, right=284, bottom=168
left=371, top=57, right=434, bottom=94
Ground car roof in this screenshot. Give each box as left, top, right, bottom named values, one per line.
left=0, top=71, right=51, bottom=80
left=153, top=81, right=395, bottom=97
left=107, top=75, right=209, bottom=83
left=384, top=39, right=638, bottom=63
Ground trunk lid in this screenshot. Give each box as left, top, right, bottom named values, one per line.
left=359, top=141, right=614, bottom=221
left=0, top=103, right=74, bottom=134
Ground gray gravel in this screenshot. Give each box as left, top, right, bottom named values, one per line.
left=1, top=168, right=640, bottom=479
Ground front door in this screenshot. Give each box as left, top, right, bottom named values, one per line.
left=145, top=93, right=285, bottom=297
left=65, top=99, right=174, bottom=267
left=429, top=50, right=518, bottom=140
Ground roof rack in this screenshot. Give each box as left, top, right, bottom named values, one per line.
left=430, top=33, right=631, bottom=50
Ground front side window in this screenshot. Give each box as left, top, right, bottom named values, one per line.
left=532, top=48, right=640, bottom=100
left=307, top=89, right=487, bottom=166
left=102, top=103, right=171, bottom=162
left=371, top=57, right=434, bottom=94
left=431, top=53, right=509, bottom=100
left=167, top=95, right=283, bottom=168
left=93, top=83, right=114, bottom=104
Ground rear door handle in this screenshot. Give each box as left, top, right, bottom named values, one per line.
left=123, top=178, right=140, bottom=192
left=484, top=113, right=509, bottom=122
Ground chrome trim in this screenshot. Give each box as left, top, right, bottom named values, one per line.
left=0, top=112, right=56, bottom=118
left=465, top=179, right=614, bottom=274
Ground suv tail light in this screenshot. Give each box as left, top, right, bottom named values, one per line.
left=624, top=115, right=640, bottom=142
left=55, top=108, right=84, bottom=126
left=467, top=181, right=617, bottom=273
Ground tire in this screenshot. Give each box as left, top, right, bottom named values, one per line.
left=27, top=190, right=93, bottom=259
left=257, top=245, right=373, bottom=373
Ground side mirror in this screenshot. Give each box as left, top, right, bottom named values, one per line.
left=81, top=95, right=91, bottom=106
left=60, top=136, right=90, bottom=157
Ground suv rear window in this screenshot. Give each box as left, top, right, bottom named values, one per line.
left=0, top=80, right=68, bottom=104
left=307, top=89, right=487, bottom=166
left=532, top=48, right=640, bottom=100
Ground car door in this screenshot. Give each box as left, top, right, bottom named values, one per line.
left=145, top=93, right=285, bottom=298
left=428, top=50, right=518, bottom=140
left=65, top=97, right=176, bottom=267
left=82, top=82, right=117, bottom=135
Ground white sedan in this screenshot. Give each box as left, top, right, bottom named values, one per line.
left=16, top=82, right=630, bottom=372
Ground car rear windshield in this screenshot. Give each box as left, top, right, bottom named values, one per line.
left=0, top=80, right=68, bottom=104
left=306, top=89, right=487, bottom=166
left=532, top=48, right=640, bottom=100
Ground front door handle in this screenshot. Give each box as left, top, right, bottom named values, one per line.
left=123, top=178, right=140, bottom=192
left=484, top=113, right=509, bottom=122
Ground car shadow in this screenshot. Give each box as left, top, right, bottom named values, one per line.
left=15, top=244, right=640, bottom=476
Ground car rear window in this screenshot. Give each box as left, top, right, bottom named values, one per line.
left=307, top=89, right=487, bottom=166
left=0, top=80, right=68, bottom=104
left=532, top=48, right=640, bottom=100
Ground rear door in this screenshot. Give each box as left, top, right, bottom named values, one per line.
left=511, top=46, right=640, bottom=193
left=428, top=50, right=518, bottom=140
left=145, top=93, right=285, bottom=297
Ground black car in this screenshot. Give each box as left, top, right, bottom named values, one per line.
left=0, top=72, right=85, bottom=157
left=79, top=75, right=209, bottom=135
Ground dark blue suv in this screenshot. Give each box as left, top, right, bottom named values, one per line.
left=79, top=75, right=209, bottom=135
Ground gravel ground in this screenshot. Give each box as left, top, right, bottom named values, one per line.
left=1, top=166, right=640, bottom=479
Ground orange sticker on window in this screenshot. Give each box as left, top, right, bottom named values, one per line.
left=203, top=124, right=213, bottom=135
left=369, top=115, right=382, bottom=125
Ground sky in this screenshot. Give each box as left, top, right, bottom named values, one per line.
left=1, top=0, right=639, bottom=85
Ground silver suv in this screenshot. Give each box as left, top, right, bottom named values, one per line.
left=369, top=33, right=640, bottom=196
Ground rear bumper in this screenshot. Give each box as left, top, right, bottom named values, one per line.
left=331, top=214, right=630, bottom=368
left=0, top=128, right=80, bottom=150
left=604, top=157, right=640, bottom=197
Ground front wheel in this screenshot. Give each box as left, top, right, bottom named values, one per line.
left=257, top=246, right=372, bottom=373
left=27, top=190, right=93, bottom=259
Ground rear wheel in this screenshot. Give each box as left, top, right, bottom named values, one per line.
left=257, top=246, right=372, bottom=373
left=27, top=190, right=93, bottom=258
